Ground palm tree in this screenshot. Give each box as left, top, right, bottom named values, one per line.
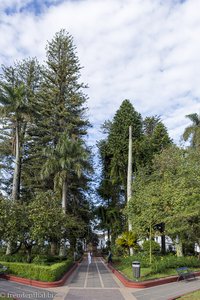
left=183, top=113, right=200, bottom=148
left=41, top=133, right=90, bottom=256
left=41, top=133, right=90, bottom=212
left=0, top=81, right=26, bottom=201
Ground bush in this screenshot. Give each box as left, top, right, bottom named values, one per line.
left=151, top=255, right=200, bottom=274
left=142, top=240, right=160, bottom=254
left=115, top=253, right=153, bottom=268
left=0, top=259, right=73, bottom=281
left=0, top=254, right=27, bottom=263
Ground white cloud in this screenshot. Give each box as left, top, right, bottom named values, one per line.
left=0, top=0, right=199, bottom=146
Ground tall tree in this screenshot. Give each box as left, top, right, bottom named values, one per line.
left=128, top=146, right=200, bottom=257
left=107, top=99, right=142, bottom=190
left=97, top=100, right=143, bottom=242
left=0, top=59, right=41, bottom=200
left=38, top=29, right=92, bottom=255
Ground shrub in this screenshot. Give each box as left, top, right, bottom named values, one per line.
left=0, top=259, right=73, bottom=281
left=115, top=253, right=153, bottom=268
left=116, top=231, right=140, bottom=254
left=0, top=254, right=27, bottom=263
left=142, top=240, right=160, bottom=254
left=151, top=255, right=200, bottom=274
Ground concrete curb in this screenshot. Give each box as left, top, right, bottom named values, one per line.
left=108, top=263, right=200, bottom=289
left=0, top=261, right=79, bottom=288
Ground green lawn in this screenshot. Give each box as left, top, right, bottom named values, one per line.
left=179, top=290, right=200, bottom=299
left=116, top=264, right=178, bottom=281
left=114, top=258, right=200, bottom=281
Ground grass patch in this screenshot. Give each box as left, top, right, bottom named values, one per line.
left=179, top=290, right=200, bottom=299
left=114, top=255, right=200, bottom=281
left=115, top=263, right=178, bottom=281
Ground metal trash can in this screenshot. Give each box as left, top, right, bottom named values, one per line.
left=132, top=261, right=140, bottom=279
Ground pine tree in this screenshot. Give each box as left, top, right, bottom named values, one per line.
left=97, top=100, right=143, bottom=241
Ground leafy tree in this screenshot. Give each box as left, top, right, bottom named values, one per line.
left=128, top=146, right=200, bottom=257
left=0, top=59, right=41, bottom=255
left=29, top=191, right=84, bottom=256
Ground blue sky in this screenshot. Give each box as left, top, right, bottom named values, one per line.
left=0, top=0, right=199, bottom=146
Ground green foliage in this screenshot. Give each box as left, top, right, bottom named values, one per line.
left=116, top=254, right=200, bottom=275
left=0, top=260, right=73, bottom=281
left=0, top=254, right=27, bottom=263
left=116, top=231, right=139, bottom=252
left=141, top=116, right=172, bottom=166
left=142, top=240, right=160, bottom=254
left=151, top=255, right=200, bottom=274
left=32, top=255, right=67, bottom=265
left=115, top=253, right=153, bottom=268
left=96, top=100, right=143, bottom=244
left=107, top=99, right=142, bottom=187
left=127, top=146, right=200, bottom=255
left=183, top=113, right=200, bottom=148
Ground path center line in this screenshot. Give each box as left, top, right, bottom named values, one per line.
left=84, top=261, right=90, bottom=288
left=95, top=259, right=104, bottom=288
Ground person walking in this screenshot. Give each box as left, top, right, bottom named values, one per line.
left=107, top=251, right=113, bottom=264
left=87, top=251, right=91, bottom=264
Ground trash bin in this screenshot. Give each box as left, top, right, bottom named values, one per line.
left=132, top=261, right=140, bottom=279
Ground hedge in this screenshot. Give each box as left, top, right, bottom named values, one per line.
left=0, top=259, right=73, bottom=282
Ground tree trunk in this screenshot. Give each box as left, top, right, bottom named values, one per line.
left=161, top=235, right=166, bottom=254
left=6, top=243, right=12, bottom=255
left=127, top=125, right=133, bottom=255
left=50, top=241, right=57, bottom=256
left=59, top=180, right=67, bottom=257
left=175, top=236, right=183, bottom=257
left=26, top=246, right=32, bottom=263
left=12, top=123, right=21, bottom=201
left=62, top=180, right=67, bottom=212
left=59, top=240, right=66, bottom=257
left=6, top=124, right=21, bottom=255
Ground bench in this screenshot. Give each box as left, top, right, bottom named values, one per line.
left=176, top=267, right=196, bottom=281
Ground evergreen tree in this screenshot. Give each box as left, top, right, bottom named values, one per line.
left=97, top=100, right=143, bottom=241
left=139, top=116, right=172, bottom=167
left=107, top=99, right=142, bottom=189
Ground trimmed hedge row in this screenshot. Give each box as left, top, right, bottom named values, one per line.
left=0, top=259, right=73, bottom=282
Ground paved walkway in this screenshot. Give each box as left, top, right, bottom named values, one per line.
left=0, top=257, right=199, bottom=300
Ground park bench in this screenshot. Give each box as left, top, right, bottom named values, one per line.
left=176, top=267, right=196, bottom=281
left=0, top=264, right=7, bottom=275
